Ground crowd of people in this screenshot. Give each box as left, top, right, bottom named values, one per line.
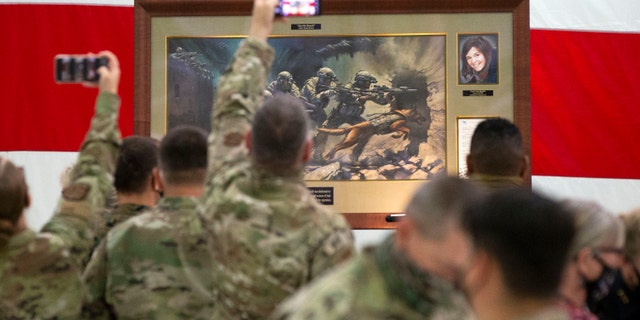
left=1, top=0, right=639, bottom=319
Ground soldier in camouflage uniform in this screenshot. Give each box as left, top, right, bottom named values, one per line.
left=82, top=126, right=213, bottom=319
left=265, top=71, right=301, bottom=98
left=311, top=70, right=389, bottom=162
left=300, top=67, right=338, bottom=128
left=271, top=177, right=484, bottom=320
left=465, top=117, right=529, bottom=190
left=0, top=50, right=122, bottom=319
left=203, top=1, right=355, bottom=318
left=463, top=188, right=574, bottom=320
left=93, top=135, right=160, bottom=242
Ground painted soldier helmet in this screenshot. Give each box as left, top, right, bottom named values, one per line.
left=316, top=67, right=337, bottom=81
left=275, top=71, right=294, bottom=91
left=354, top=70, right=377, bottom=83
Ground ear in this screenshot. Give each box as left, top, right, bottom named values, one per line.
left=244, top=130, right=252, bottom=151
left=152, top=167, right=164, bottom=192
left=465, top=251, right=490, bottom=296
left=466, top=154, right=475, bottom=175
left=519, top=155, right=530, bottom=179
left=301, top=139, right=312, bottom=163
left=575, top=247, right=594, bottom=274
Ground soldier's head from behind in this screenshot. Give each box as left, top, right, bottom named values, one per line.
left=467, top=117, right=528, bottom=179
left=395, top=176, right=486, bottom=284
left=115, top=136, right=160, bottom=201
left=249, top=94, right=310, bottom=176
left=0, top=157, right=30, bottom=248
left=156, top=125, right=208, bottom=196
left=462, top=188, right=575, bottom=318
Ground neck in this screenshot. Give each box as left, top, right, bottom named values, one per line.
left=117, top=191, right=156, bottom=207
left=163, top=184, right=203, bottom=198
left=15, top=214, right=28, bottom=233
left=474, top=291, right=556, bottom=320
left=472, top=270, right=556, bottom=320
left=558, top=262, right=587, bottom=307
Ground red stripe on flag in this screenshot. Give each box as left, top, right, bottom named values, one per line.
left=0, top=4, right=133, bottom=152
left=531, top=29, right=640, bottom=179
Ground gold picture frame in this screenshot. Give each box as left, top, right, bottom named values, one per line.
left=134, top=0, right=530, bottom=229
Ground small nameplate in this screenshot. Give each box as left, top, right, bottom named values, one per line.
left=463, top=90, right=494, bottom=97
left=308, top=187, right=334, bottom=205
left=291, top=24, right=322, bottom=30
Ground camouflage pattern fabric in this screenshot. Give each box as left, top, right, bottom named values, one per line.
left=271, top=236, right=475, bottom=320
left=94, top=203, right=151, bottom=243
left=203, top=38, right=355, bottom=319
left=0, top=92, right=121, bottom=319
left=82, top=196, right=215, bottom=320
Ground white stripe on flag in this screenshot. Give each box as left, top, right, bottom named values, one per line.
left=533, top=176, right=640, bottom=214
left=3, top=151, right=78, bottom=232
left=531, top=0, right=640, bottom=32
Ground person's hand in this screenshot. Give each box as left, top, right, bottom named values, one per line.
left=83, top=51, right=120, bottom=95
left=248, top=0, right=280, bottom=44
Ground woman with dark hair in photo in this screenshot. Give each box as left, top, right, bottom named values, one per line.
left=460, top=36, right=498, bottom=84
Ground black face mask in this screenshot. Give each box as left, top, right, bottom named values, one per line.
left=585, top=255, right=618, bottom=302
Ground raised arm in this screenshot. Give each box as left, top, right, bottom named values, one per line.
left=41, top=50, right=122, bottom=268
left=204, top=0, right=278, bottom=188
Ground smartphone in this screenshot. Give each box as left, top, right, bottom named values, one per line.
left=54, top=54, right=108, bottom=83
left=275, top=0, right=320, bottom=17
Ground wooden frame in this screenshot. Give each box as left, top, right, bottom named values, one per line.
left=134, top=0, right=530, bottom=229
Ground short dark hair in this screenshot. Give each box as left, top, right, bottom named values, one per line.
left=251, top=94, right=309, bottom=175
left=160, top=125, right=208, bottom=185
left=469, top=118, right=523, bottom=176
left=114, top=136, right=159, bottom=194
left=464, top=188, right=575, bottom=298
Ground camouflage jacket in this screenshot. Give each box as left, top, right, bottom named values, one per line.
left=0, top=92, right=121, bottom=319
left=203, top=38, right=355, bottom=319
left=271, top=236, right=475, bottom=320
left=82, top=196, right=214, bottom=320
left=94, top=202, right=151, bottom=242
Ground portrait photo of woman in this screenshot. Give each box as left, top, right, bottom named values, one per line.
left=459, top=34, right=499, bottom=84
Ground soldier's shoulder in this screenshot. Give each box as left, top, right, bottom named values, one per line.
left=274, top=259, right=360, bottom=319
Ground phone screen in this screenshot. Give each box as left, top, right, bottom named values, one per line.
left=54, top=55, right=108, bottom=83
left=275, top=0, right=320, bottom=17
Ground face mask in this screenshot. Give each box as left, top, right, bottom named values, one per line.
left=584, top=254, right=618, bottom=302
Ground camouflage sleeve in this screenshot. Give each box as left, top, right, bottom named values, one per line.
left=41, top=92, right=121, bottom=269
left=81, top=239, right=114, bottom=320
left=309, top=212, right=355, bottom=280
left=206, top=38, right=274, bottom=177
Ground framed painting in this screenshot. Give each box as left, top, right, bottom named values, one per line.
left=134, top=0, right=530, bottom=229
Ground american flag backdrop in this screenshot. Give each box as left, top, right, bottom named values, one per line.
left=1, top=0, right=639, bottom=243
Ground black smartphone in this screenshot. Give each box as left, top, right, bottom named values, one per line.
left=275, top=0, right=320, bottom=17
left=54, top=54, right=108, bottom=83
